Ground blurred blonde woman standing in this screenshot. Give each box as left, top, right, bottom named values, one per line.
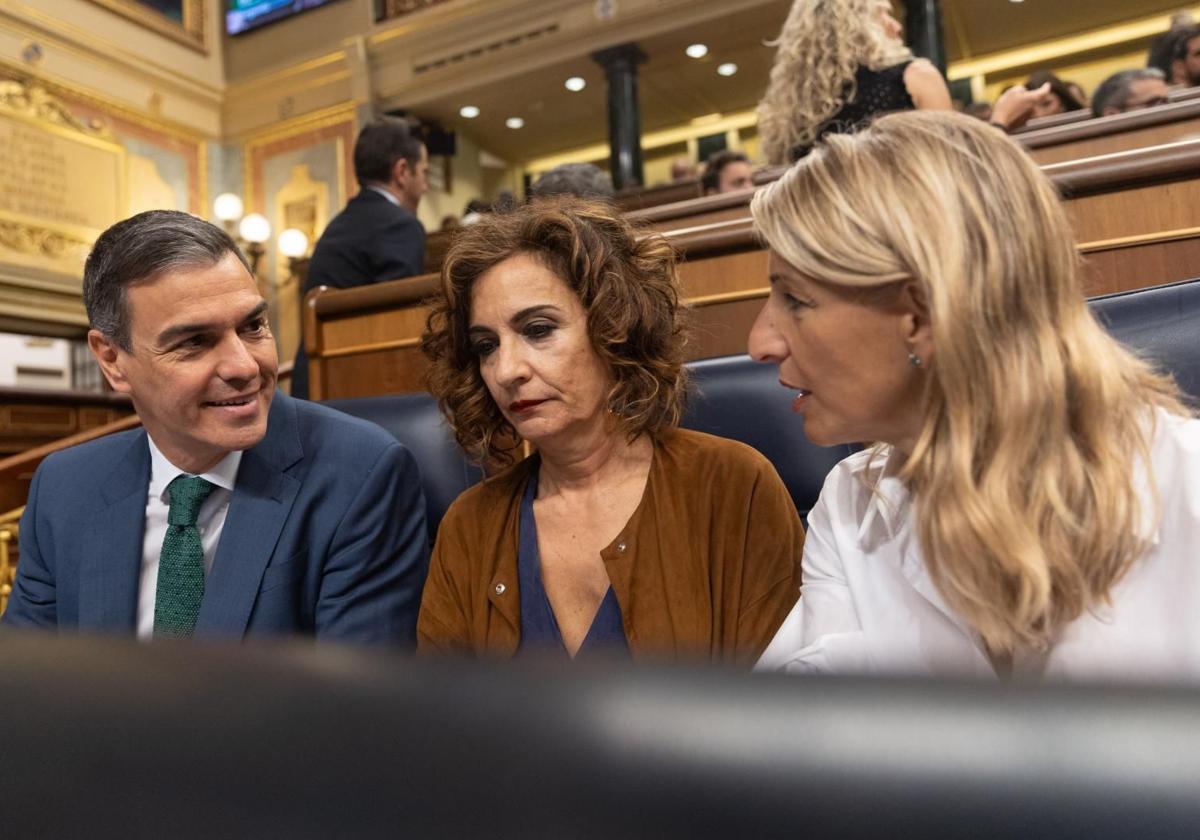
left=757, top=0, right=949, bottom=163
left=751, top=111, right=1200, bottom=680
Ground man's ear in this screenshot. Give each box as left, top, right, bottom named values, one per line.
left=391, top=156, right=410, bottom=186
left=898, top=280, right=934, bottom=365
left=87, top=329, right=132, bottom=394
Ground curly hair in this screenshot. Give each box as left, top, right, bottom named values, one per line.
left=757, top=0, right=912, bottom=164
left=752, top=111, right=1191, bottom=655
left=421, top=198, right=688, bottom=465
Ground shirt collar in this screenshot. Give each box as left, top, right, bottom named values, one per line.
left=856, top=445, right=912, bottom=547
left=365, top=184, right=401, bottom=206
left=146, top=435, right=243, bottom=503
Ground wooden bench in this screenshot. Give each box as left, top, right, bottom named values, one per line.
left=305, top=139, right=1200, bottom=400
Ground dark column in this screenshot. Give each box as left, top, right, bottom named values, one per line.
left=905, top=0, right=946, bottom=76
left=591, top=43, right=647, bottom=190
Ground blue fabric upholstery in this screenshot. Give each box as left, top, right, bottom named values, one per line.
left=681, top=278, right=1200, bottom=520
left=682, top=356, right=857, bottom=520
left=323, top=393, right=482, bottom=541
left=1088, top=278, right=1200, bottom=401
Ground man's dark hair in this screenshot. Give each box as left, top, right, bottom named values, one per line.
left=353, top=117, right=424, bottom=187
left=1092, top=68, right=1166, bottom=118
left=701, top=150, right=750, bottom=193
left=83, top=210, right=250, bottom=351
left=531, top=163, right=614, bottom=200
left=1172, top=25, right=1200, bottom=60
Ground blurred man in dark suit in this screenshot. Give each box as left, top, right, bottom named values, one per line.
left=292, top=116, right=429, bottom=399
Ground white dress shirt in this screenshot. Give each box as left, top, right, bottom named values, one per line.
left=366, top=184, right=401, bottom=206
left=136, top=438, right=243, bottom=640
left=758, top=409, right=1200, bottom=682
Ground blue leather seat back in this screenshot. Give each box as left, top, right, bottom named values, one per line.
left=1088, top=278, right=1200, bottom=402
left=323, top=393, right=482, bottom=541
left=682, top=355, right=857, bottom=519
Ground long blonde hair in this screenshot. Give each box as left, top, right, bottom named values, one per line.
left=752, top=111, right=1192, bottom=655
left=757, top=0, right=912, bottom=165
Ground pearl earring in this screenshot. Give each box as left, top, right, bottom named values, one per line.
left=908, top=352, right=923, bottom=367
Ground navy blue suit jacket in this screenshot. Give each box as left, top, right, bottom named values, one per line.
left=3, top=393, right=429, bottom=645
left=292, top=189, right=426, bottom=399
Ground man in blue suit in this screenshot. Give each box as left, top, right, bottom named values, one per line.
left=3, top=210, right=429, bottom=644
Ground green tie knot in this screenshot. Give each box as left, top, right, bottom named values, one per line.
left=167, top=475, right=215, bottom=527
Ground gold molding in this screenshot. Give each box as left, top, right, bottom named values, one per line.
left=948, top=5, right=1200, bottom=80
left=685, top=287, right=769, bottom=307
left=0, top=58, right=212, bottom=143
left=242, top=103, right=358, bottom=213
left=1078, top=226, right=1200, bottom=254
left=84, top=0, right=206, bottom=53
left=0, top=0, right=221, bottom=101
left=0, top=79, right=114, bottom=139
left=322, top=335, right=424, bottom=358
left=0, top=220, right=91, bottom=262
left=226, top=52, right=347, bottom=95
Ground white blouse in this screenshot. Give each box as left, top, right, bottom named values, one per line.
left=758, top=410, right=1200, bottom=682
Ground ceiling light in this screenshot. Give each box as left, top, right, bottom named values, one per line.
left=686, top=43, right=708, bottom=59
left=459, top=105, right=480, bottom=118
left=717, top=62, right=738, bottom=76
left=565, top=76, right=586, bottom=92
left=506, top=117, right=525, bottom=129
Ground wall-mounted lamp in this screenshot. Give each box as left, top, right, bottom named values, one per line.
left=213, top=192, right=272, bottom=276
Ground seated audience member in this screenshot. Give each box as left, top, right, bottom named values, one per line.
left=3, top=211, right=430, bottom=644
left=749, top=112, right=1200, bottom=680
left=1024, top=70, right=1085, bottom=119
left=462, top=198, right=492, bottom=225
left=1147, top=12, right=1195, bottom=83
left=292, top=115, right=429, bottom=399
left=1178, top=25, right=1200, bottom=86
left=418, top=199, right=803, bottom=662
left=758, top=0, right=953, bottom=163
left=701, top=150, right=754, bottom=194
left=1064, top=80, right=1090, bottom=110
left=1092, top=69, right=1170, bottom=118
left=530, top=163, right=614, bottom=201
left=669, top=157, right=698, bottom=181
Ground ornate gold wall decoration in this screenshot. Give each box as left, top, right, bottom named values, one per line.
left=85, top=0, right=206, bottom=53
left=0, top=80, right=112, bottom=139
left=0, top=221, right=91, bottom=261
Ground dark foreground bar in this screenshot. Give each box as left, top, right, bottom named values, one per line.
left=1, top=634, right=1198, bottom=838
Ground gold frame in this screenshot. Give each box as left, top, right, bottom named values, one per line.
left=85, top=0, right=206, bottom=53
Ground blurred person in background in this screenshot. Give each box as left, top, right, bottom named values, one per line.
left=1092, top=69, right=1170, bottom=118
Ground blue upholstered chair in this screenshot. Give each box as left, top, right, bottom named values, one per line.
left=323, top=393, right=482, bottom=542
left=680, top=278, right=1200, bottom=520
left=681, top=355, right=857, bottom=520
left=1088, top=278, right=1200, bottom=402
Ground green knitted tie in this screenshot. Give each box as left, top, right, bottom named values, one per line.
left=153, top=475, right=215, bottom=638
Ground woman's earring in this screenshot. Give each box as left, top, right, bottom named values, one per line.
left=908, top=352, right=923, bottom=367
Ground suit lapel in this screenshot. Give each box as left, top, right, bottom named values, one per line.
left=78, top=432, right=149, bottom=632
left=196, top=394, right=303, bottom=638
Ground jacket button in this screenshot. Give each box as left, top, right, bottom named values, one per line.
left=494, top=583, right=506, bottom=595
left=616, top=542, right=627, bottom=553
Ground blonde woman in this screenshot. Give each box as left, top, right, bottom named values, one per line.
left=750, top=111, right=1200, bottom=681
left=758, top=0, right=1043, bottom=163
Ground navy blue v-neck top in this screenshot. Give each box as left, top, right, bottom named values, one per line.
left=515, top=467, right=630, bottom=659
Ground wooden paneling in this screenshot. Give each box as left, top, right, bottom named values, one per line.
left=1021, top=101, right=1200, bottom=166
left=0, top=388, right=135, bottom=457
left=322, top=347, right=430, bottom=401
left=1080, top=235, right=1200, bottom=297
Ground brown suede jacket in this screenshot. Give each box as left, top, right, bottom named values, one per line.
left=417, top=427, right=803, bottom=666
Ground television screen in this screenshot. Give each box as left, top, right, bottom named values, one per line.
left=227, top=0, right=343, bottom=36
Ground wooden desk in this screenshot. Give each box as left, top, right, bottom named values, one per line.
left=0, top=387, right=133, bottom=456
left=1019, top=99, right=1200, bottom=165
left=306, top=139, right=1200, bottom=400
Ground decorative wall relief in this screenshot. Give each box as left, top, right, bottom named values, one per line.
left=0, top=81, right=126, bottom=278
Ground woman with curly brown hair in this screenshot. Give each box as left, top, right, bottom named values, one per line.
left=418, top=199, right=803, bottom=663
